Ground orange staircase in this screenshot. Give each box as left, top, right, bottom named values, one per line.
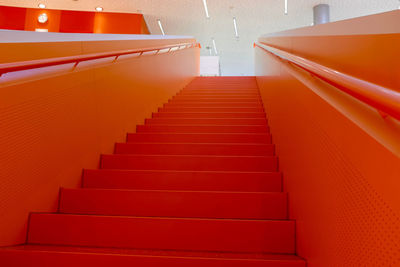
left=0, top=77, right=306, bottom=266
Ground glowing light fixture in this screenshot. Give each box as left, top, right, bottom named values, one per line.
left=202, top=0, right=210, bottom=18
left=157, top=19, right=165, bottom=35
left=212, top=38, right=218, bottom=55
left=38, top=3, right=46, bottom=9
left=284, top=0, right=288, bottom=15
left=233, top=17, right=239, bottom=38
left=95, top=7, right=103, bottom=12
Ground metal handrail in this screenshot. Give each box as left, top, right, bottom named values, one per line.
left=0, top=42, right=200, bottom=77
left=254, top=42, right=400, bottom=121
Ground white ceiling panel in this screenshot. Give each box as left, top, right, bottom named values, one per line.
left=1, top=0, right=399, bottom=75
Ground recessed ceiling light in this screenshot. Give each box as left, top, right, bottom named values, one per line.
left=233, top=17, right=239, bottom=38
left=95, top=7, right=103, bottom=12
left=284, top=0, right=288, bottom=15
left=38, top=3, right=46, bottom=9
left=202, top=0, right=210, bottom=18
left=212, top=38, right=218, bottom=55
left=157, top=19, right=165, bottom=36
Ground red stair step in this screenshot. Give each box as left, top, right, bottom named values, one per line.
left=170, top=98, right=261, bottom=103
left=144, top=118, right=268, bottom=126
left=136, top=125, right=269, bottom=133
left=127, top=133, right=272, bottom=143
left=176, top=93, right=260, bottom=97
left=27, top=214, right=295, bottom=254
left=181, top=90, right=259, bottom=94
left=100, top=154, right=278, bottom=172
left=164, top=102, right=263, bottom=108
left=185, top=85, right=258, bottom=89
left=153, top=112, right=266, bottom=118
left=115, top=143, right=274, bottom=156
left=59, top=189, right=288, bottom=219
left=82, top=169, right=282, bottom=192
left=0, top=245, right=306, bottom=267
left=158, top=107, right=265, bottom=113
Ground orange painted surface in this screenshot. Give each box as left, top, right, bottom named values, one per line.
left=59, top=10, right=95, bottom=33
left=0, top=5, right=26, bottom=30
left=259, top=11, right=400, bottom=92
left=0, top=37, right=191, bottom=64
left=24, top=8, right=61, bottom=32
left=255, top=11, right=400, bottom=267
left=0, top=77, right=305, bottom=266
left=0, top=38, right=199, bottom=246
left=141, top=16, right=150, bottom=34
left=93, top=12, right=142, bottom=34
left=0, top=5, right=149, bottom=34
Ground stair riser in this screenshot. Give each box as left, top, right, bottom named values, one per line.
left=28, top=214, right=295, bottom=253
left=59, top=189, right=288, bottom=220
left=144, top=118, right=268, bottom=126
left=185, top=85, right=258, bottom=89
left=127, top=133, right=272, bottom=144
left=170, top=98, right=261, bottom=103
left=158, top=107, right=265, bottom=113
left=82, top=170, right=282, bottom=192
left=115, top=143, right=274, bottom=156
left=136, top=125, right=269, bottom=134
left=153, top=112, right=266, bottom=118
left=164, top=103, right=263, bottom=108
left=100, top=155, right=278, bottom=172
left=0, top=251, right=306, bottom=267
left=181, top=90, right=259, bottom=94
left=176, top=94, right=260, bottom=98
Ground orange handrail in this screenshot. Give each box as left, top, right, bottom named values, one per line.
left=0, top=42, right=200, bottom=76
left=254, top=42, right=400, bottom=121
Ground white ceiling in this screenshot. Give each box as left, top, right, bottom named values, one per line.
left=1, top=0, right=399, bottom=75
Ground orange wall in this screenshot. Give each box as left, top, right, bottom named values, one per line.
left=255, top=11, right=400, bottom=267
left=0, top=38, right=199, bottom=246
left=59, top=10, right=95, bottom=33
left=93, top=12, right=142, bottom=34
left=0, top=5, right=26, bottom=30
left=0, top=5, right=149, bottom=34
left=258, top=11, right=400, bottom=92
left=24, top=8, right=61, bottom=32
left=0, top=37, right=189, bottom=64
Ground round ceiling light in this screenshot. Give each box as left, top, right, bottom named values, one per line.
left=95, top=7, right=103, bottom=12
left=38, top=3, right=46, bottom=9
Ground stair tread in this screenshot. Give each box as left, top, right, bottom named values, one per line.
left=115, top=142, right=275, bottom=156
left=82, top=169, right=282, bottom=192
left=59, top=188, right=287, bottom=219
left=27, top=213, right=295, bottom=253
left=136, top=124, right=269, bottom=134
left=0, top=245, right=304, bottom=261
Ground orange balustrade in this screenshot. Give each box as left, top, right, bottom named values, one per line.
left=255, top=10, right=400, bottom=267
left=254, top=42, right=400, bottom=121
left=0, top=35, right=199, bottom=246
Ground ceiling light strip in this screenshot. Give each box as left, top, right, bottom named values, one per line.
left=212, top=38, right=218, bottom=55
left=202, top=0, right=210, bottom=18
left=284, top=0, right=288, bottom=15
left=233, top=17, right=239, bottom=38
left=157, top=19, right=165, bottom=36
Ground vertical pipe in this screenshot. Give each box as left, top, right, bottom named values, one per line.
left=313, top=4, right=330, bottom=25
